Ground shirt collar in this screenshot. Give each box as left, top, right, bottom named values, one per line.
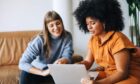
left=96, top=31, right=115, bottom=46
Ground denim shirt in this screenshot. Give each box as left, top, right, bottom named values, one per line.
left=19, top=31, right=73, bottom=72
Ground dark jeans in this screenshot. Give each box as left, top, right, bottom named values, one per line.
left=19, top=71, right=55, bottom=84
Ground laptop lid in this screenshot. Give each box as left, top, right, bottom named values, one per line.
left=48, top=64, right=88, bottom=84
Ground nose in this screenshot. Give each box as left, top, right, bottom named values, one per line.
left=54, top=25, right=58, bottom=30
left=87, top=24, right=92, bottom=30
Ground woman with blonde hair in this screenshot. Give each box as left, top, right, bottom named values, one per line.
left=19, top=11, right=73, bottom=84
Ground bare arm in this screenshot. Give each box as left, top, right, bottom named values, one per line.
left=29, top=67, right=50, bottom=77
left=29, top=57, right=70, bottom=76
left=80, top=49, right=94, bottom=70
left=96, top=49, right=130, bottom=84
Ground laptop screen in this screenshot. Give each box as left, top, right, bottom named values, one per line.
left=48, top=64, right=88, bottom=84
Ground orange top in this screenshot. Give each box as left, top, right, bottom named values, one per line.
left=88, top=31, right=140, bottom=82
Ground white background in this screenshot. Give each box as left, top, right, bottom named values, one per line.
left=0, top=0, right=134, bottom=57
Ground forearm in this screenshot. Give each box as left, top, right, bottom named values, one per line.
left=29, top=67, right=49, bottom=76
left=96, top=71, right=128, bottom=84
left=29, top=67, right=43, bottom=76
left=80, top=60, right=93, bottom=70
left=80, top=49, right=94, bottom=70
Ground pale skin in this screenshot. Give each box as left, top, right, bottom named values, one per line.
left=81, top=17, right=130, bottom=84
left=29, top=19, right=69, bottom=76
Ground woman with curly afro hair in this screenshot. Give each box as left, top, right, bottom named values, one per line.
left=74, top=0, right=140, bottom=84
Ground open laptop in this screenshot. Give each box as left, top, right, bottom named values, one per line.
left=48, top=64, right=99, bottom=84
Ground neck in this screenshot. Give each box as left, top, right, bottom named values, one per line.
left=50, top=34, right=61, bottom=40
left=98, top=31, right=107, bottom=43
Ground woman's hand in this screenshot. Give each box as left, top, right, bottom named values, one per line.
left=74, top=61, right=82, bottom=64
left=81, top=76, right=95, bottom=84
left=90, top=66, right=104, bottom=71
left=54, top=58, right=69, bottom=64
left=41, top=69, right=50, bottom=77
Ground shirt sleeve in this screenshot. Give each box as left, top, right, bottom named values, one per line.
left=111, top=32, right=135, bottom=55
left=18, top=35, right=43, bottom=72
left=61, top=32, right=74, bottom=63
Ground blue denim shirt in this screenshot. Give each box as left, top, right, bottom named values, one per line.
left=19, top=31, right=73, bottom=72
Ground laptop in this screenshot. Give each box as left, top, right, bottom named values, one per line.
left=48, top=64, right=99, bottom=84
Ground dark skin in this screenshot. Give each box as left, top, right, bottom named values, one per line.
left=80, top=17, right=130, bottom=84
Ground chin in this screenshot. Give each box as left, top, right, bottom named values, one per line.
left=55, top=34, right=61, bottom=37
left=91, top=33, right=98, bottom=36
left=90, top=32, right=95, bottom=35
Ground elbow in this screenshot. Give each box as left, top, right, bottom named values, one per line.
left=18, top=60, right=27, bottom=71
left=18, top=62, right=31, bottom=72
left=18, top=61, right=24, bottom=70
left=116, top=70, right=129, bottom=81
left=18, top=63, right=22, bottom=70
left=121, top=71, right=129, bottom=79
left=18, top=58, right=25, bottom=70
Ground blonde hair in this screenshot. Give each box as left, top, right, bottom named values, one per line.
left=42, top=11, right=65, bottom=58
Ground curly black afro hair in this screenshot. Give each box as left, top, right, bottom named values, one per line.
left=73, top=0, right=124, bottom=33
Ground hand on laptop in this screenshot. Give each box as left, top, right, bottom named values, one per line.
left=53, top=58, right=69, bottom=64
left=81, top=76, right=95, bottom=84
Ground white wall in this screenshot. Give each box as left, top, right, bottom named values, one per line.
left=0, top=0, right=131, bottom=57
left=118, top=0, right=130, bottom=38
left=72, top=0, right=90, bottom=57
left=53, top=0, right=73, bottom=33
left=0, top=0, right=52, bottom=31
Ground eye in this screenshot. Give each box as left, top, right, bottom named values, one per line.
left=91, top=21, right=96, bottom=25
left=56, top=21, right=61, bottom=25
left=48, top=23, right=54, bottom=28
left=86, top=21, right=96, bottom=26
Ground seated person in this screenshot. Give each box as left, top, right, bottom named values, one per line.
left=74, top=0, right=140, bottom=84
left=18, top=11, right=73, bottom=84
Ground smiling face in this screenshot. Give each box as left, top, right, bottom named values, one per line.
left=86, top=17, right=105, bottom=36
left=47, top=19, right=63, bottom=37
